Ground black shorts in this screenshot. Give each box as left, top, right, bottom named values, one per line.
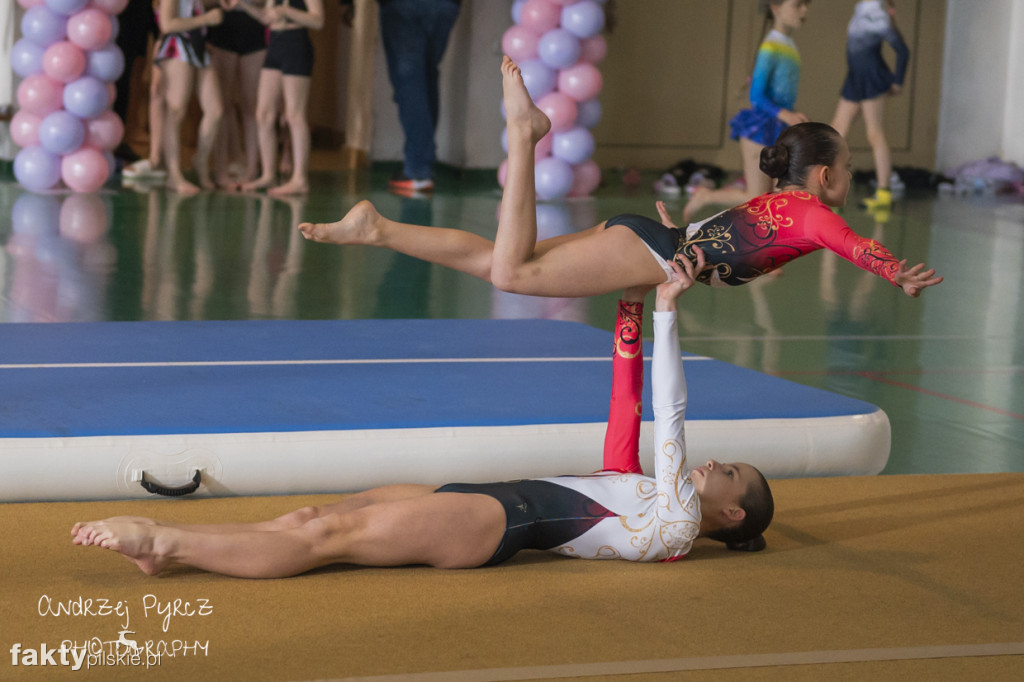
left=264, top=29, right=314, bottom=77
left=208, top=12, right=267, bottom=56
left=606, top=214, right=680, bottom=261
left=435, top=480, right=615, bottom=567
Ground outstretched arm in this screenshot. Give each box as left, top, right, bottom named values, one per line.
left=811, top=208, right=943, bottom=297
left=650, top=253, right=706, bottom=559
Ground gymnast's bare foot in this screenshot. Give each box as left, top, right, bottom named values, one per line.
left=72, top=516, right=156, bottom=544
left=241, top=175, right=276, bottom=192
left=297, top=200, right=382, bottom=245
left=501, top=56, right=550, bottom=144
left=72, top=520, right=171, bottom=576
left=268, top=178, right=309, bottom=197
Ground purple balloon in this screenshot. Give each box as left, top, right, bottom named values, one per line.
left=561, top=0, right=606, bottom=39
left=12, top=39, right=46, bottom=78
left=39, top=110, right=86, bottom=155
left=517, top=59, right=557, bottom=100
left=14, top=146, right=64, bottom=192
left=575, top=98, right=602, bottom=128
left=534, top=157, right=574, bottom=201
left=45, top=0, right=90, bottom=17
left=86, top=42, right=125, bottom=82
left=13, top=194, right=62, bottom=235
left=538, top=29, right=581, bottom=70
left=21, top=6, right=69, bottom=48
left=63, top=76, right=109, bottom=119
left=511, top=0, right=526, bottom=24
left=552, top=126, right=595, bottom=165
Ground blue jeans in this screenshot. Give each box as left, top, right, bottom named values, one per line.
left=378, top=0, right=461, bottom=180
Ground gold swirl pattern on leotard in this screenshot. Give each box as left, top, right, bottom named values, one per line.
left=854, top=239, right=901, bottom=280
left=676, top=191, right=817, bottom=286
left=613, top=300, right=643, bottom=359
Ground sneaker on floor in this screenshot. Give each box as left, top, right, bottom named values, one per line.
left=388, top=174, right=434, bottom=192
left=123, top=159, right=167, bottom=179
left=861, top=188, right=893, bottom=210
left=653, top=173, right=681, bottom=195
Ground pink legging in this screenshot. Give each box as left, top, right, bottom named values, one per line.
left=602, top=300, right=645, bottom=474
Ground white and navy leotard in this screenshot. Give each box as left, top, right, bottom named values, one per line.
left=437, top=309, right=700, bottom=565
left=841, top=0, right=910, bottom=101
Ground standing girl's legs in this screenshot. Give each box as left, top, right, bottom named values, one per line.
left=269, top=74, right=312, bottom=196
left=860, top=96, right=892, bottom=207
left=193, top=64, right=225, bottom=190
left=298, top=57, right=665, bottom=297
left=830, top=97, right=860, bottom=139
left=683, top=137, right=770, bottom=222
left=160, top=58, right=200, bottom=195
left=238, top=49, right=266, bottom=184
left=242, top=69, right=284, bottom=191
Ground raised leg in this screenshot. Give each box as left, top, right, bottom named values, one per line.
left=299, top=58, right=664, bottom=297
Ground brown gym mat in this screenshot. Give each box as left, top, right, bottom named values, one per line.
left=3, top=473, right=1023, bottom=681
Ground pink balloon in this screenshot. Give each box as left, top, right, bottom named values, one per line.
left=18, top=0, right=46, bottom=8
left=497, top=159, right=508, bottom=188
left=17, top=74, right=65, bottom=116
left=67, top=8, right=113, bottom=51
left=61, top=147, right=110, bottom=192
left=568, top=159, right=601, bottom=197
left=520, top=0, right=561, bottom=34
left=11, top=111, right=43, bottom=148
left=537, top=91, right=578, bottom=133
left=83, top=109, right=124, bottom=150
left=501, top=25, right=540, bottom=62
left=42, top=41, right=87, bottom=83
left=60, top=193, right=109, bottom=243
left=89, top=0, right=129, bottom=14
left=557, top=62, right=603, bottom=101
left=579, top=34, right=607, bottom=64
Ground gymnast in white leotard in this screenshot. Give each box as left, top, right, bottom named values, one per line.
left=71, top=257, right=774, bottom=577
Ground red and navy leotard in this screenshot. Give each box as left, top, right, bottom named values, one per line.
left=680, top=190, right=901, bottom=287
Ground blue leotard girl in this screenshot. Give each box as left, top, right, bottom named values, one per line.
left=729, top=29, right=801, bottom=147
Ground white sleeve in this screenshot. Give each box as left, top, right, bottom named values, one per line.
left=652, top=310, right=690, bottom=493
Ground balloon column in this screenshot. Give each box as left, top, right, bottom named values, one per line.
left=11, top=0, right=127, bottom=193
left=501, top=0, right=605, bottom=200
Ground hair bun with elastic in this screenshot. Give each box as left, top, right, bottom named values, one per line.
left=759, top=143, right=790, bottom=179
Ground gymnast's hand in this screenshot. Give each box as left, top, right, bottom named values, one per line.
left=895, top=260, right=943, bottom=297
left=655, top=200, right=679, bottom=229
left=656, top=248, right=706, bottom=310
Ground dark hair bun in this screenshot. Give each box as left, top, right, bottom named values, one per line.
left=760, top=143, right=790, bottom=179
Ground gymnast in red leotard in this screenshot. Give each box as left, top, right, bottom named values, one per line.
left=299, top=58, right=942, bottom=301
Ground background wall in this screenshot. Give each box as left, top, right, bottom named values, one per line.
left=5, top=0, right=1024, bottom=172
left=367, top=0, right=951, bottom=173
left=936, top=0, right=1024, bottom=171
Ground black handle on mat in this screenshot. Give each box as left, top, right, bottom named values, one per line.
left=140, top=470, right=202, bottom=497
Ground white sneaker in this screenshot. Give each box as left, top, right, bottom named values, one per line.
left=123, top=159, right=167, bottom=179
left=653, top=173, right=681, bottom=195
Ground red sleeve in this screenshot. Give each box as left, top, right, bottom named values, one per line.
left=806, top=206, right=900, bottom=285
left=602, top=300, right=644, bottom=474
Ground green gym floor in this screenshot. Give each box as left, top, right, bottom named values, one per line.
left=1, top=165, right=1021, bottom=477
